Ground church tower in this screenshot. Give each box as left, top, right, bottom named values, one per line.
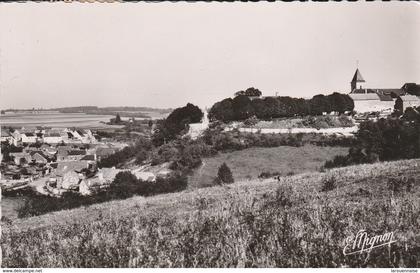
left=350, top=68, right=365, bottom=93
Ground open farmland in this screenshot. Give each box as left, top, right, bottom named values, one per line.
left=189, top=145, right=349, bottom=188
left=3, top=159, right=418, bottom=268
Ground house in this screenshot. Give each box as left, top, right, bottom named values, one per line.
left=44, top=147, right=58, bottom=158
left=21, top=132, right=37, bottom=144
left=68, top=129, right=96, bottom=144
left=79, top=167, right=121, bottom=196
left=79, top=176, right=110, bottom=196
left=133, top=171, right=156, bottom=182
left=61, top=171, right=83, bottom=190
left=95, top=147, right=116, bottom=161
left=1, top=129, right=16, bottom=145
left=97, top=167, right=121, bottom=183
left=11, top=130, right=22, bottom=144
left=66, top=149, right=87, bottom=161
left=9, top=152, right=33, bottom=166
left=43, top=131, right=63, bottom=144
left=29, top=151, right=49, bottom=164
left=349, top=69, right=405, bottom=113
left=400, top=95, right=420, bottom=111
left=55, top=161, right=90, bottom=176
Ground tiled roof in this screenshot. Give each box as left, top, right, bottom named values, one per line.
left=80, top=155, right=95, bottom=161
left=45, top=132, right=61, bottom=137
left=56, top=161, right=88, bottom=176
left=377, top=89, right=405, bottom=97
left=68, top=150, right=86, bottom=156
left=29, top=151, right=48, bottom=159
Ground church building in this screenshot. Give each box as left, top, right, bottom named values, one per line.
left=348, top=69, right=406, bottom=113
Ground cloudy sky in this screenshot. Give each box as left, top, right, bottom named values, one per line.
left=0, top=2, right=419, bottom=110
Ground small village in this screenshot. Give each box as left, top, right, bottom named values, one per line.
left=0, top=127, right=130, bottom=196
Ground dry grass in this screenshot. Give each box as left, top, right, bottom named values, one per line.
left=2, top=159, right=420, bottom=268
left=189, top=145, right=348, bottom=188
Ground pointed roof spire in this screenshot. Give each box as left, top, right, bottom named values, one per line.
left=351, top=69, right=365, bottom=83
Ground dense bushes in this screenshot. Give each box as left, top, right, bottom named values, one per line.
left=98, top=137, right=153, bottom=168
left=17, top=171, right=188, bottom=218
left=204, top=128, right=305, bottom=152
left=111, top=171, right=188, bottom=198
left=208, top=91, right=354, bottom=122
left=150, top=138, right=216, bottom=172
left=325, top=116, right=420, bottom=168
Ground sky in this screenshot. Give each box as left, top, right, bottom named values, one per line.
left=0, top=2, right=419, bottom=110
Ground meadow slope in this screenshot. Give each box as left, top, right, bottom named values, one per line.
left=2, top=159, right=420, bottom=268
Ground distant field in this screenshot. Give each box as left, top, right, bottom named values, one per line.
left=189, top=145, right=349, bottom=188
left=0, top=112, right=115, bottom=128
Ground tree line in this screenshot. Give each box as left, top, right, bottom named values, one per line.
left=208, top=91, right=354, bottom=123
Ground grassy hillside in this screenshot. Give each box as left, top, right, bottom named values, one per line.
left=2, top=159, right=419, bottom=268
left=189, top=145, right=348, bottom=188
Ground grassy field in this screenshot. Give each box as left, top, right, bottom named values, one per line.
left=189, top=145, right=349, bottom=188
left=2, top=159, right=419, bottom=268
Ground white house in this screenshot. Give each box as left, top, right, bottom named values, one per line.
left=1, top=129, right=16, bottom=145
left=43, top=131, right=63, bottom=144
left=21, top=133, right=37, bottom=144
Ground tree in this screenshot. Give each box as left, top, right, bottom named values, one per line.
left=235, top=87, right=262, bottom=97
left=208, top=98, right=235, bottom=122
left=232, top=95, right=255, bottom=120
left=135, top=149, right=149, bottom=164
left=152, top=103, right=203, bottom=145
left=394, top=97, right=403, bottom=114
left=328, top=92, right=348, bottom=114
left=115, top=113, right=122, bottom=124
left=309, top=94, right=332, bottom=115
left=215, top=162, right=234, bottom=184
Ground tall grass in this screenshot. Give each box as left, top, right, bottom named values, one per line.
left=2, top=159, right=419, bottom=268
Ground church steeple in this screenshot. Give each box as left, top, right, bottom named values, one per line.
left=351, top=68, right=365, bottom=92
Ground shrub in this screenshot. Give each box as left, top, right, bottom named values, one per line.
left=215, top=163, right=234, bottom=185
left=387, top=176, right=415, bottom=194
left=135, top=149, right=149, bottom=165
left=243, top=116, right=259, bottom=127
left=320, top=176, right=337, bottom=192
left=258, top=171, right=282, bottom=179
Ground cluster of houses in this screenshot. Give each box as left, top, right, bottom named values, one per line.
left=0, top=127, right=97, bottom=147
left=0, top=127, right=123, bottom=196
left=349, top=69, right=420, bottom=114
